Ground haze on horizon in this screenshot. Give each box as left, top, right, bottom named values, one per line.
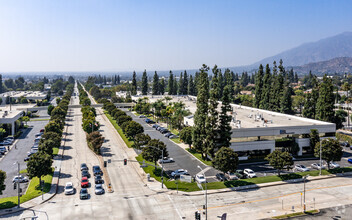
left=0, top=0, right=351, bottom=73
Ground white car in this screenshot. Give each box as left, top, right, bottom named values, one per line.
left=195, top=174, right=206, bottom=184
left=244, top=169, right=257, bottom=178
left=12, top=175, right=29, bottom=183
left=294, top=164, right=310, bottom=172
left=138, top=115, right=146, bottom=118
left=171, top=169, right=188, bottom=177
left=329, top=162, right=340, bottom=169
left=65, top=182, right=75, bottom=195
left=311, top=163, right=325, bottom=170
left=158, top=157, right=174, bottom=163
left=225, top=172, right=240, bottom=180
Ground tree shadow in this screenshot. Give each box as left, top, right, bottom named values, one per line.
left=63, top=138, right=72, bottom=142
left=0, top=201, right=17, bottom=209
left=58, top=155, right=72, bottom=161
left=59, top=172, right=72, bottom=179
left=17, top=127, right=33, bottom=139
left=63, top=146, right=72, bottom=150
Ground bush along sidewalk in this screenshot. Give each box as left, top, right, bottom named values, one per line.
left=78, top=84, right=104, bottom=154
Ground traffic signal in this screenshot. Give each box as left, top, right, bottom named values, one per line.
left=13, top=183, right=16, bottom=190
left=104, top=161, right=107, bottom=167
left=124, top=159, right=127, bottom=165
left=195, top=211, right=200, bottom=220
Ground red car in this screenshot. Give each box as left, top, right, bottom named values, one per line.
left=40, top=129, right=45, bottom=133
left=81, top=177, right=89, bottom=188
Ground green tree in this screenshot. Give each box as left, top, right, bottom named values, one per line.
left=183, top=71, right=188, bottom=95
left=0, top=169, right=5, bottom=195
left=39, top=139, right=56, bottom=156
left=260, top=64, right=271, bottom=110
left=168, top=71, right=174, bottom=95
left=87, top=131, right=104, bottom=154
left=141, top=139, right=168, bottom=169
left=218, top=85, right=233, bottom=148
left=116, top=115, right=132, bottom=126
left=192, top=65, right=209, bottom=159
left=40, top=132, right=61, bottom=149
left=188, top=75, right=195, bottom=96
left=0, top=128, right=6, bottom=141
left=47, top=105, right=54, bottom=116
left=314, top=138, right=343, bottom=169
left=316, top=75, right=335, bottom=122
left=132, top=133, right=151, bottom=149
left=280, top=82, right=293, bottom=114
left=309, top=129, right=320, bottom=154
left=180, top=126, right=193, bottom=148
left=131, top=71, right=137, bottom=95
left=45, top=121, right=63, bottom=136
left=22, top=116, right=30, bottom=126
left=178, top=72, right=184, bottom=95
left=152, top=71, right=160, bottom=95
left=265, top=150, right=293, bottom=176
left=27, top=152, right=53, bottom=184
left=125, top=121, right=144, bottom=139
left=159, top=78, right=165, bottom=95
left=253, top=64, right=264, bottom=108
left=334, top=109, right=347, bottom=129
left=141, top=70, right=148, bottom=95
left=0, top=74, right=2, bottom=94
left=212, top=147, right=238, bottom=174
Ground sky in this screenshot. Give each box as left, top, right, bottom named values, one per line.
left=0, top=0, right=352, bottom=73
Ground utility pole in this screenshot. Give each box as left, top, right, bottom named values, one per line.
left=15, top=162, right=20, bottom=208
left=198, top=166, right=207, bottom=220
left=319, top=140, right=322, bottom=176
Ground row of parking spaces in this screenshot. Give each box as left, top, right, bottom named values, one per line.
left=64, top=164, right=106, bottom=200
left=24, top=129, right=45, bottom=162
left=0, top=137, right=15, bottom=156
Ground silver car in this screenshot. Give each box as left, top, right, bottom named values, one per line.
left=95, top=184, right=105, bottom=195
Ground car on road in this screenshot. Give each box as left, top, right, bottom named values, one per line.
left=158, top=157, right=174, bottom=163
left=95, top=175, right=103, bottom=184
left=12, top=175, right=29, bottom=183
left=348, top=158, right=352, bottom=164
left=95, top=184, right=105, bottom=195
left=81, top=163, right=88, bottom=171
left=171, top=169, right=188, bottom=178
left=164, top=132, right=173, bottom=138
left=195, top=174, right=206, bottom=183
left=152, top=124, right=160, bottom=129
left=244, top=169, right=257, bottom=178
left=80, top=188, right=89, bottom=200
left=93, top=165, right=103, bottom=176
left=216, top=173, right=227, bottom=181
left=225, top=172, right=240, bottom=180
left=82, top=170, right=91, bottom=178
left=139, top=115, right=146, bottom=118
left=329, top=162, right=340, bottom=169
left=294, top=164, right=310, bottom=172
left=81, top=177, right=89, bottom=188
left=65, top=182, right=75, bottom=195
left=311, top=163, right=325, bottom=170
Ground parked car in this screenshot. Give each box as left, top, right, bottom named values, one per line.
left=93, top=165, right=103, bottom=176
left=164, top=132, right=173, bottom=138
left=157, top=126, right=164, bottom=131
left=80, top=188, right=89, bottom=200
left=158, top=157, right=174, bottom=163
left=225, top=172, right=240, bottom=180
left=40, top=129, right=44, bottom=133
left=24, top=156, right=30, bottom=162
left=95, top=175, right=103, bottom=184
left=95, top=184, right=105, bottom=195
left=35, top=133, right=43, bottom=138
left=329, top=161, right=340, bottom=169
left=81, top=177, right=89, bottom=188
left=294, top=164, right=310, bottom=172
left=311, top=163, right=325, bottom=170
left=195, top=174, right=206, bottom=183
left=340, top=142, right=350, bottom=147
left=244, top=169, right=257, bottom=178
left=216, top=173, right=227, bottom=181
left=28, top=149, right=38, bottom=156
left=171, top=169, right=188, bottom=178
left=0, top=146, right=7, bottom=153
left=81, top=163, right=88, bottom=171
left=82, top=170, right=91, bottom=178
left=65, top=182, right=75, bottom=195
left=4, top=137, right=14, bottom=143
left=152, top=124, right=160, bottom=129
left=12, top=175, right=29, bottom=183
left=169, top=134, right=178, bottom=139
left=161, top=129, right=170, bottom=134
left=348, top=158, right=352, bottom=164
left=0, top=141, right=11, bottom=146
left=34, top=137, right=41, bottom=144
left=235, top=170, right=245, bottom=179
left=139, top=115, right=146, bottom=118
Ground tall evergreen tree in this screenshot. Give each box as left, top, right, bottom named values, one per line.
left=152, top=71, right=160, bottom=95
left=192, top=65, right=210, bottom=160
left=183, top=71, right=188, bottom=95
left=219, top=85, right=233, bottom=148
left=0, top=74, right=2, bottom=94
left=168, top=71, right=174, bottom=95
left=205, top=65, right=220, bottom=158
left=188, top=75, right=195, bottom=96
left=288, top=68, right=294, bottom=83
left=131, top=71, right=137, bottom=95
left=253, top=64, right=264, bottom=108
left=173, top=77, right=178, bottom=95
left=218, top=70, right=224, bottom=98
left=178, top=72, right=184, bottom=95
left=280, top=81, right=293, bottom=114
left=260, top=64, right=271, bottom=110
left=117, top=75, right=120, bottom=84
left=194, top=72, right=199, bottom=95
left=269, top=61, right=278, bottom=110
left=316, top=75, right=335, bottom=122
left=141, top=70, right=148, bottom=95
left=294, top=73, right=298, bottom=83
left=159, top=78, right=165, bottom=95
left=224, top=69, right=234, bottom=101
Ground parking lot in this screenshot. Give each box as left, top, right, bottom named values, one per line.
left=0, top=120, right=48, bottom=198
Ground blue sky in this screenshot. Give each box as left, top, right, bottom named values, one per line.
left=0, top=0, right=351, bottom=72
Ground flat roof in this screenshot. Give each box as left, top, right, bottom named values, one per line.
left=0, top=91, right=47, bottom=99
left=133, top=95, right=333, bottom=129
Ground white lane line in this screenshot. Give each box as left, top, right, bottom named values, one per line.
left=167, top=194, right=184, bottom=220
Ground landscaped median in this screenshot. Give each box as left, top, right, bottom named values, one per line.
left=104, top=111, right=134, bottom=148
left=0, top=169, right=53, bottom=209
left=272, top=209, right=319, bottom=219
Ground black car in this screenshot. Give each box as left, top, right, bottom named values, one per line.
left=216, top=173, right=227, bottom=181
left=24, top=157, right=30, bottom=162
left=161, top=129, right=169, bottom=134
left=81, top=163, right=88, bottom=171
left=157, top=127, right=164, bottom=131
left=93, top=165, right=103, bottom=176
left=165, top=133, right=173, bottom=138
left=95, top=175, right=103, bottom=184
left=82, top=170, right=91, bottom=178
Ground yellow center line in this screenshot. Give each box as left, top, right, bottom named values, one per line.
left=207, top=182, right=352, bottom=210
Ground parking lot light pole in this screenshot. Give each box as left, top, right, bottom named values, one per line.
left=197, top=165, right=207, bottom=220
left=149, top=146, right=164, bottom=188
left=14, top=161, right=20, bottom=208
left=303, top=175, right=309, bottom=212
left=319, top=140, right=322, bottom=176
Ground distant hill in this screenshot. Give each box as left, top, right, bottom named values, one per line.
left=228, top=31, right=352, bottom=73
left=291, top=57, right=352, bottom=75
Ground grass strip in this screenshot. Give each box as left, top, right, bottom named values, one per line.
left=104, top=111, right=134, bottom=148
left=272, top=209, right=319, bottom=219
left=30, top=118, right=50, bottom=121
left=186, top=148, right=213, bottom=166
left=0, top=169, right=53, bottom=209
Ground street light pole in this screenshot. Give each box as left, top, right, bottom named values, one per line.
left=319, top=139, right=322, bottom=176
left=197, top=166, right=207, bottom=220
left=303, top=175, right=309, bottom=212
left=14, top=162, right=20, bottom=208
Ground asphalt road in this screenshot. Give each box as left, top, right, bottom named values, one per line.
left=292, top=204, right=352, bottom=219
left=0, top=120, right=48, bottom=198
left=124, top=110, right=220, bottom=180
